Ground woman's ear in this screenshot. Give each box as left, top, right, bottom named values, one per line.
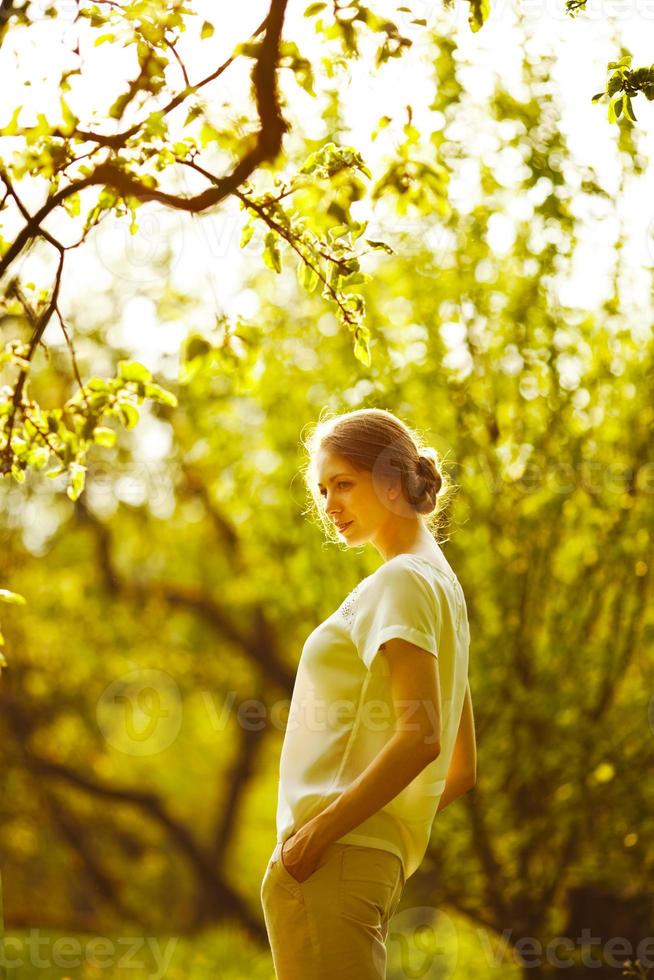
left=387, top=479, right=401, bottom=502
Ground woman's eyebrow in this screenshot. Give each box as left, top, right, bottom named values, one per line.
left=317, top=472, right=352, bottom=488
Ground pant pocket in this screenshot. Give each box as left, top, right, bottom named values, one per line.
left=339, top=846, right=401, bottom=927
left=269, top=841, right=303, bottom=898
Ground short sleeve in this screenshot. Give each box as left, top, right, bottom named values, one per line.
left=351, top=559, right=441, bottom=670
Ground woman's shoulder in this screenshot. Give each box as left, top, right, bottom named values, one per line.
left=379, top=551, right=456, bottom=581
left=372, top=553, right=465, bottom=605
left=362, top=552, right=443, bottom=593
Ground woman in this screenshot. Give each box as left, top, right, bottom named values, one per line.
left=260, top=408, right=477, bottom=980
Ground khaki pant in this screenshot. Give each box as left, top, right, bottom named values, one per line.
left=260, top=840, right=405, bottom=979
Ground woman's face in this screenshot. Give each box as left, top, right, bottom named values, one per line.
left=315, top=449, right=396, bottom=545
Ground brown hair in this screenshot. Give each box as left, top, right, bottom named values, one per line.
left=301, top=408, right=456, bottom=543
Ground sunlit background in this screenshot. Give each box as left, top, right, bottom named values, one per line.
left=1, top=0, right=653, bottom=976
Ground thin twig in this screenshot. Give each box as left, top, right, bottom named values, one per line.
left=55, top=304, right=90, bottom=411
left=1, top=249, right=65, bottom=475
left=71, top=10, right=272, bottom=150
left=164, top=36, right=190, bottom=88
left=180, top=157, right=357, bottom=328
left=22, top=413, right=67, bottom=463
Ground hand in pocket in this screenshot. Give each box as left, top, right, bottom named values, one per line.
left=280, top=832, right=322, bottom=883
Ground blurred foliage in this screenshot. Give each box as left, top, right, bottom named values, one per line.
left=0, top=918, right=525, bottom=978
left=0, top=5, right=653, bottom=979
left=0, top=0, right=650, bottom=489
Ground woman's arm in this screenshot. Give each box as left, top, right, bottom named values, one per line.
left=436, top=679, right=477, bottom=814
left=283, top=636, right=441, bottom=878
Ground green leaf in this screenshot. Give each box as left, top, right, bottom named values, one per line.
left=26, top=446, right=49, bottom=468
left=350, top=220, right=369, bottom=242
left=353, top=329, right=371, bottom=367
left=622, top=93, right=637, bottom=121
left=344, top=292, right=365, bottom=314
left=1, top=106, right=22, bottom=136
left=184, top=104, right=203, bottom=126
left=234, top=40, right=262, bottom=59
left=608, top=55, right=631, bottom=69
left=343, top=272, right=370, bottom=285
left=467, top=0, right=491, bottom=32
left=66, top=463, right=86, bottom=502
left=297, top=260, right=320, bottom=293
left=117, top=401, right=140, bottom=429
left=304, top=2, right=327, bottom=14
left=59, top=97, right=78, bottom=136
left=263, top=232, right=282, bottom=273
left=365, top=239, right=395, bottom=254
left=607, top=76, right=623, bottom=98
left=143, top=382, right=178, bottom=407
left=93, top=426, right=117, bottom=447
left=185, top=336, right=211, bottom=362
left=327, top=224, right=350, bottom=241
left=117, top=360, right=152, bottom=383
left=62, top=192, right=81, bottom=217
left=199, top=122, right=221, bottom=147
left=85, top=378, right=112, bottom=392
left=0, top=589, right=26, bottom=606
left=240, top=223, right=255, bottom=248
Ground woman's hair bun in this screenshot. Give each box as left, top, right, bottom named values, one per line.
left=407, top=449, right=442, bottom=513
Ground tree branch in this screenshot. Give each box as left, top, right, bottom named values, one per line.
left=0, top=173, right=97, bottom=279
left=0, top=0, right=289, bottom=278
left=72, top=10, right=272, bottom=150
left=209, top=680, right=267, bottom=864
left=462, top=786, right=511, bottom=924
left=40, top=787, right=145, bottom=926
left=179, top=157, right=359, bottom=329
left=0, top=248, right=65, bottom=475
left=55, top=303, right=90, bottom=410
left=0, top=687, right=266, bottom=940
left=74, top=498, right=295, bottom=693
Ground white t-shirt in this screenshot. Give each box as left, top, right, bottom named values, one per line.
left=275, top=550, right=470, bottom=881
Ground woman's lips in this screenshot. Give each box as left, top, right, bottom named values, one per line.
left=337, top=521, right=353, bottom=532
